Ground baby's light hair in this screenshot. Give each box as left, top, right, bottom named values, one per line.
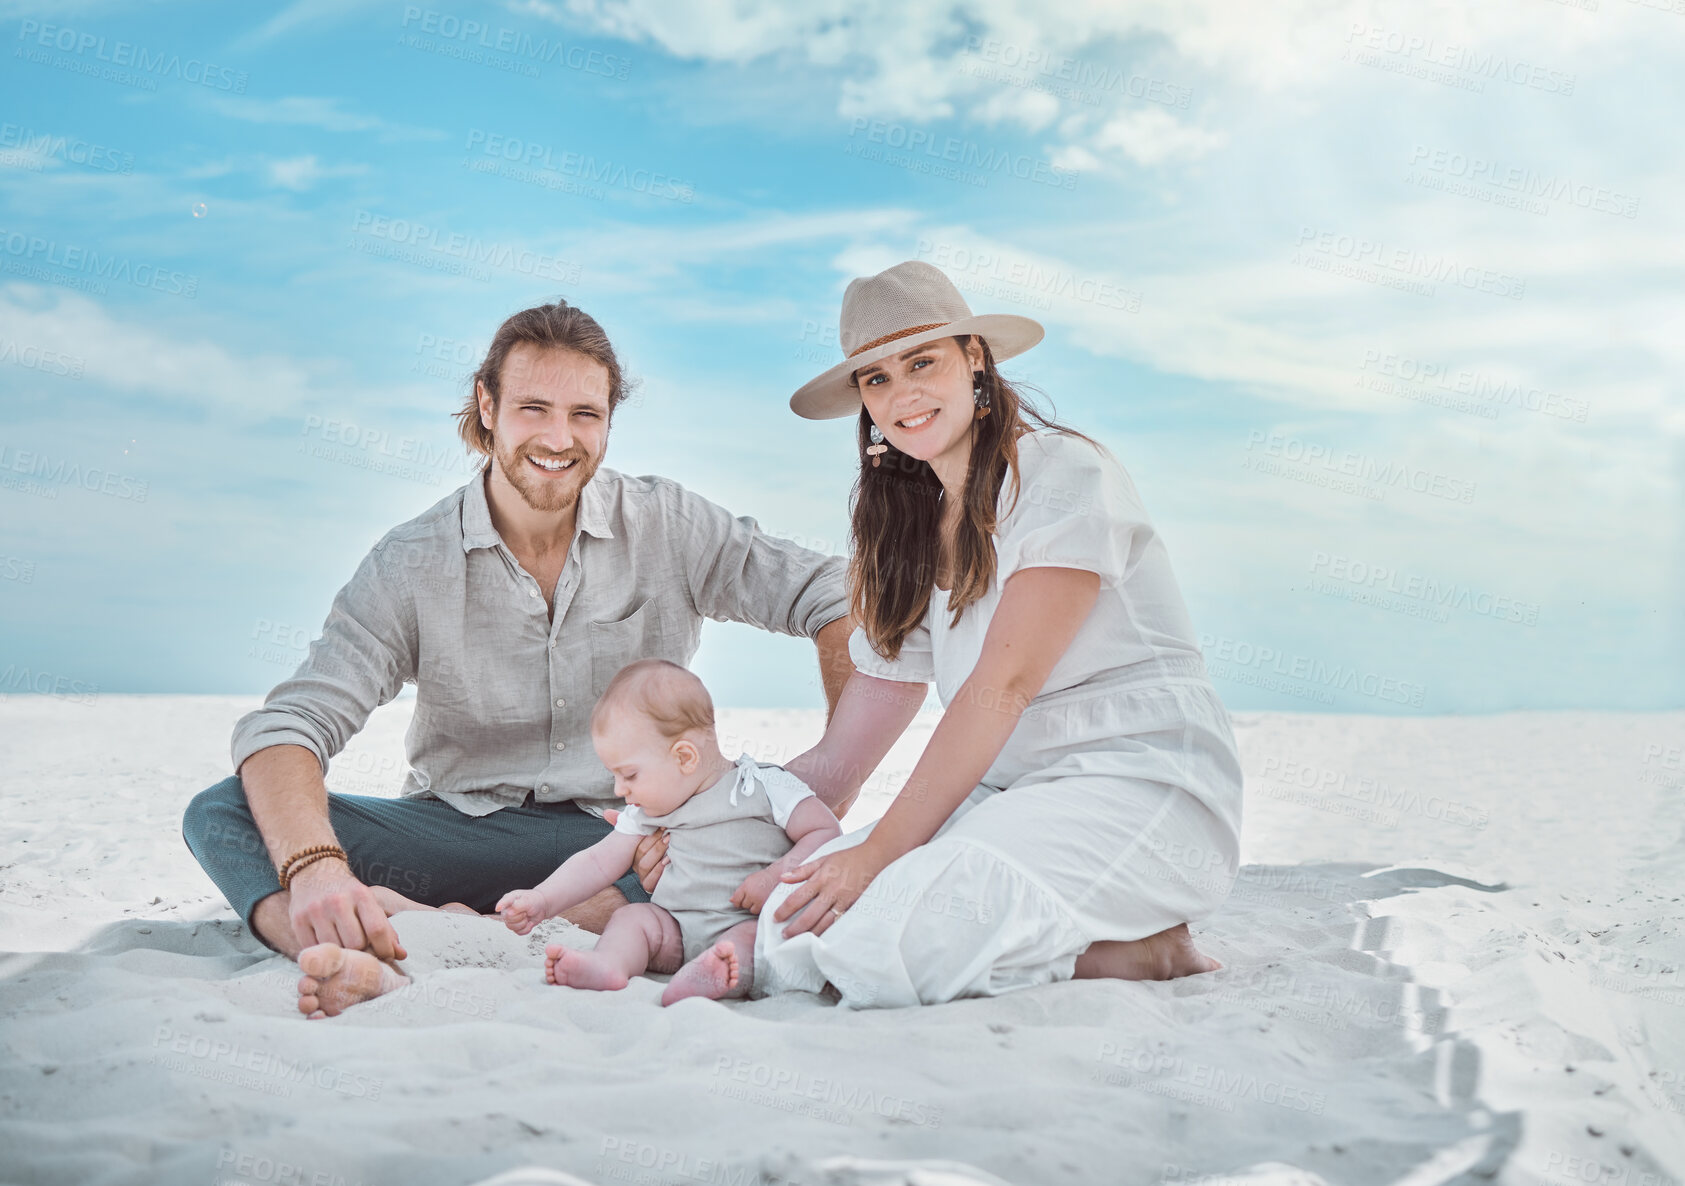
left=590, top=658, right=715, bottom=743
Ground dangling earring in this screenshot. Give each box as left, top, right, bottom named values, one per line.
left=866, top=422, right=887, bottom=467
left=973, top=371, right=991, bottom=420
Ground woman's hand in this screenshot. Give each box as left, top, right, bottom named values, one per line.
left=772, top=838, right=895, bottom=939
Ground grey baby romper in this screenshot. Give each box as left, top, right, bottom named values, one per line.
left=613, top=753, right=817, bottom=962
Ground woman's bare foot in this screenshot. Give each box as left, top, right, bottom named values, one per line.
left=1074, top=924, right=1222, bottom=981
left=297, top=944, right=410, bottom=1019
left=661, top=940, right=741, bottom=1006
left=544, top=942, right=630, bottom=991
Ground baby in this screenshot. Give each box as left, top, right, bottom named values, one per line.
left=496, top=658, right=842, bottom=1005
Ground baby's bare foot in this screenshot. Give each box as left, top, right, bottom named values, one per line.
left=297, top=944, right=409, bottom=1019
left=661, top=940, right=740, bottom=1006
left=543, top=942, right=629, bottom=991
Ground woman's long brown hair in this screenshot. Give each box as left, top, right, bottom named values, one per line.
left=847, top=334, right=1098, bottom=662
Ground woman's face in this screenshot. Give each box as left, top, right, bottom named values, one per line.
left=853, top=336, right=986, bottom=470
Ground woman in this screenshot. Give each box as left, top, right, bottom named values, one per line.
left=756, top=260, right=1244, bottom=1009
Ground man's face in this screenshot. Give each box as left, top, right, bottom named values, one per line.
left=479, top=343, right=612, bottom=514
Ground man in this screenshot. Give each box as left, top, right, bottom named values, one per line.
left=180, top=300, right=861, bottom=1016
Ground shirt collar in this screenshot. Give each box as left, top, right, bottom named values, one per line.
left=460, top=460, right=616, bottom=554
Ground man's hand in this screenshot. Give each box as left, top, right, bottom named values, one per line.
left=604, top=809, right=670, bottom=894
left=495, top=888, right=550, bottom=935
left=287, top=859, right=407, bottom=962
left=730, top=865, right=782, bottom=915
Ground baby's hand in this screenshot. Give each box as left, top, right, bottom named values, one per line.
left=731, top=866, right=782, bottom=915
left=496, top=889, right=549, bottom=935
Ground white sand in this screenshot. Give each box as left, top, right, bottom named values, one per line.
left=1, top=694, right=1682, bottom=1186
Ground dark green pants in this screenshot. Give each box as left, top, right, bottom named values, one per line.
left=181, top=775, right=649, bottom=952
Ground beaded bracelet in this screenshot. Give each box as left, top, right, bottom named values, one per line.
left=278, top=844, right=348, bottom=890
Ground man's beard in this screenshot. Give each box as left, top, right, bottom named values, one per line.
left=493, top=438, right=600, bottom=514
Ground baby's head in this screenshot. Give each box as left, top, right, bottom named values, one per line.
left=590, top=659, right=724, bottom=817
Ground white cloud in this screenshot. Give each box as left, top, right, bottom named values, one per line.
left=206, top=96, right=442, bottom=142
left=0, top=284, right=325, bottom=420
left=230, top=0, right=390, bottom=50
left=265, top=155, right=369, bottom=191
left=1094, top=107, right=1227, bottom=166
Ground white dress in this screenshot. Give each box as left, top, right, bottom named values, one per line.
left=754, top=428, right=1245, bottom=1009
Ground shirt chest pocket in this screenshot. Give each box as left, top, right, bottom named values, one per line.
left=587, top=598, right=666, bottom=699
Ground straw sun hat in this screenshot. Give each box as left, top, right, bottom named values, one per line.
left=789, top=260, right=1044, bottom=420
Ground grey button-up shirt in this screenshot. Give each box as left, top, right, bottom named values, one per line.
left=230, top=462, right=850, bottom=818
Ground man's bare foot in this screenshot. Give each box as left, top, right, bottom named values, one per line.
left=544, top=942, right=630, bottom=991
left=1074, top=923, right=1222, bottom=981
left=660, top=941, right=741, bottom=1006
left=297, top=944, right=410, bottom=1019
left=367, top=886, right=478, bottom=917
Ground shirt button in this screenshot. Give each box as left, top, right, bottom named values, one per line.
left=555, top=698, right=566, bottom=707
left=554, top=741, right=566, bottom=751
left=529, top=589, right=539, bottom=598
left=548, top=639, right=557, bottom=649
left=539, top=784, right=550, bottom=793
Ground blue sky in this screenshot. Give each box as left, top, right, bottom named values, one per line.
left=0, top=0, right=1679, bottom=713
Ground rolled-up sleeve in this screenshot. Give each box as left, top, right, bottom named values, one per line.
left=230, top=543, right=418, bottom=777
left=673, top=484, right=850, bottom=638
left=847, top=622, right=934, bottom=684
